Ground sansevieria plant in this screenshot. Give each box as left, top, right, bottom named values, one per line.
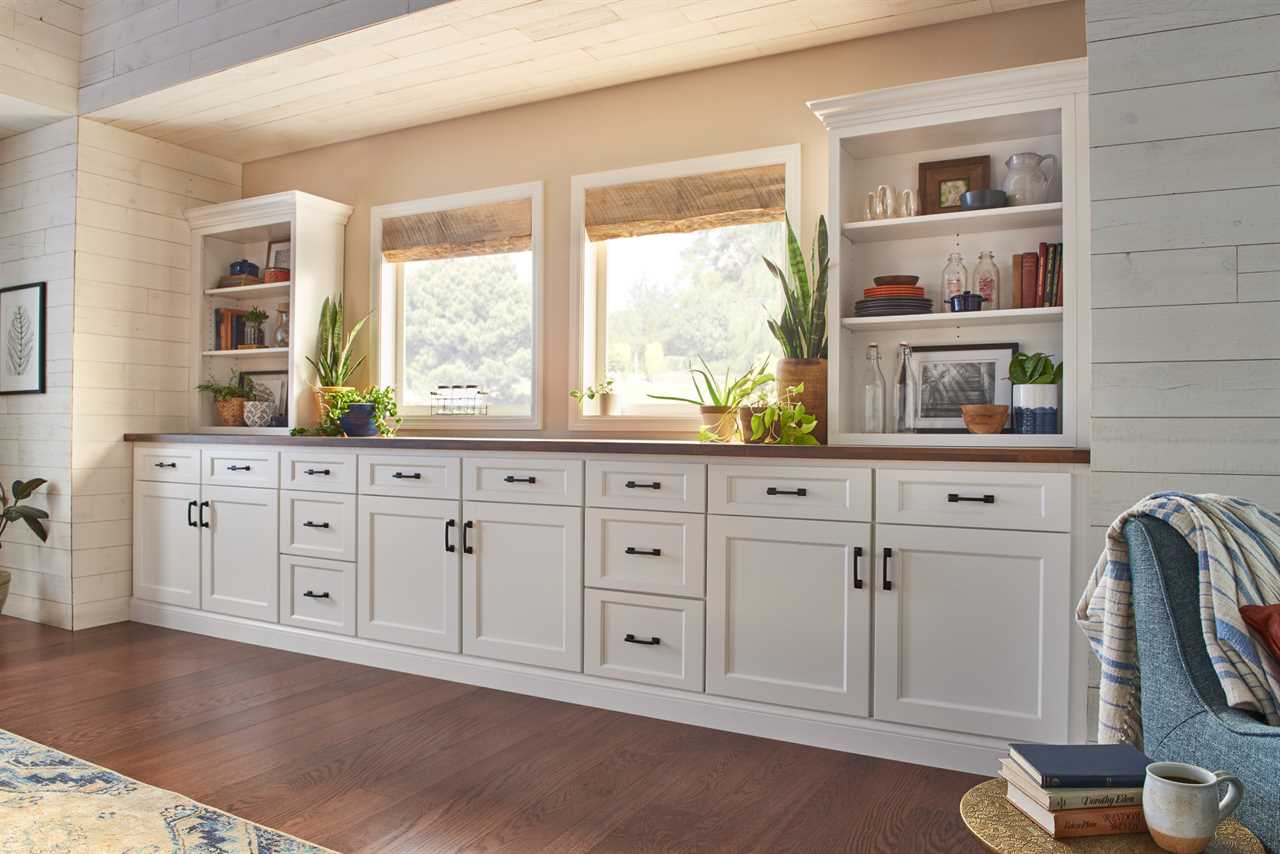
left=763, top=215, right=828, bottom=361
left=306, top=297, right=368, bottom=389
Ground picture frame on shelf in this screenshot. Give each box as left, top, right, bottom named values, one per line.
left=266, top=240, right=291, bottom=271
left=911, top=342, right=1017, bottom=433
left=239, top=369, right=288, bottom=427
left=0, top=282, right=46, bottom=395
left=918, top=156, right=991, bottom=216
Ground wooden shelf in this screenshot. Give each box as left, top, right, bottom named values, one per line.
left=841, top=306, right=1062, bottom=331
left=204, top=281, right=291, bottom=300
left=202, top=347, right=289, bottom=358
left=841, top=203, right=1062, bottom=243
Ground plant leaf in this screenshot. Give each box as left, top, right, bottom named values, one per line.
left=12, top=478, right=45, bottom=501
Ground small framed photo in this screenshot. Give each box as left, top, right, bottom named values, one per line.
left=911, top=342, right=1017, bottom=433
left=0, top=282, right=46, bottom=395
left=240, top=369, right=288, bottom=427
left=266, top=240, right=291, bottom=270
left=918, top=156, right=991, bottom=215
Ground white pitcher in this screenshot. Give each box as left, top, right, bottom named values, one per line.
left=1002, top=152, right=1057, bottom=206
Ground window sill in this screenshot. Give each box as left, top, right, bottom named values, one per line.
left=568, top=412, right=702, bottom=434
left=397, top=414, right=541, bottom=432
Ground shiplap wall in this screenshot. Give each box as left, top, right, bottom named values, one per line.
left=79, top=0, right=446, bottom=114
left=0, top=118, right=77, bottom=628
left=0, top=0, right=82, bottom=130
left=69, top=117, right=240, bottom=628
left=1085, top=0, right=1280, bottom=731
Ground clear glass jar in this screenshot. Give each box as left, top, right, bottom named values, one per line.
left=973, top=251, right=999, bottom=310
left=862, top=343, right=886, bottom=433
left=895, top=342, right=915, bottom=433
left=274, top=303, right=290, bottom=347
left=941, top=251, right=967, bottom=311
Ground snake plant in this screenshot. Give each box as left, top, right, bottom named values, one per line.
left=306, top=297, right=368, bottom=387
left=763, top=215, right=828, bottom=361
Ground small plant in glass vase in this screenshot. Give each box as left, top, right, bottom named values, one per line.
left=196, top=372, right=248, bottom=426
left=569, top=378, right=617, bottom=416
left=647, top=357, right=772, bottom=442
left=1009, top=352, right=1063, bottom=435
left=243, top=306, right=269, bottom=349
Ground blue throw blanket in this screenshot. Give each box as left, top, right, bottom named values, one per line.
left=1076, top=493, right=1280, bottom=745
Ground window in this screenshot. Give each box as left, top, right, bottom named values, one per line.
left=572, top=147, right=800, bottom=426
left=371, top=183, right=542, bottom=427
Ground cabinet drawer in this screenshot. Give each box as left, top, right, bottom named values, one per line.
left=202, top=448, right=279, bottom=489
left=359, top=454, right=459, bottom=499
left=585, top=508, right=705, bottom=598
left=463, top=457, right=583, bottom=506
left=586, top=460, right=705, bottom=513
left=280, top=490, right=356, bottom=562
left=585, top=589, right=704, bottom=692
left=876, top=469, right=1070, bottom=532
left=279, top=554, right=355, bottom=636
left=281, top=450, right=357, bottom=493
left=708, top=463, right=871, bottom=522
left=134, top=445, right=200, bottom=484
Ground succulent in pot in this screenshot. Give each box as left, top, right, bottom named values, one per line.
left=764, top=215, right=829, bottom=443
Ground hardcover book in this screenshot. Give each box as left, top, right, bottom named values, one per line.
left=999, top=760, right=1143, bottom=811
left=1009, top=743, right=1152, bottom=789
left=1006, top=784, right=1146, bottom=838
left=1020, top=253, right=1039, bottom=308
left=1011, top=253, right=1023, bottom=309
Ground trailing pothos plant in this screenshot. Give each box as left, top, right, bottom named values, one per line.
left=291, top=386, right=401, bottom=437
left=763, top=215, right=829, bottom=361
left=569, top=378, right=614, bottom=408
left=307, top=297, right=368, bottom=388
left=0, top=479, right=50, bottom=545
left=749, top=383, right=819, bottom=445
left=1009, top=352, right=1063, bottom=385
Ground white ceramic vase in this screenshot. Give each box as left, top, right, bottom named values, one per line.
left=243, top=400, right=274, bottom=428
left=1012, top=383, right=1059, bottom=434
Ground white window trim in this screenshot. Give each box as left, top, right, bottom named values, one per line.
left=567, top=145, right=801, bottom=433
left=370, top=181, right=544, bottom=431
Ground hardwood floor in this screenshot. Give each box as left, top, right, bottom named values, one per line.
left=0, top=616, right=987, bottom=853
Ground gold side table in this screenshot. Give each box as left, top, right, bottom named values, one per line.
left=961, top=779, right=1263, bottom=854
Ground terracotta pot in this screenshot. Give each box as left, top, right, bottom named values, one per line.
left=776, top=358, right=828, bottom=444
left=739, top=405, right=771, bottom=444
left=215, top=397, right=246, bottom=427
left=699, top=406, right=737, bottom=443
left=314, top=386, right=354, bottom=422
left=597, top=393, right=617, bottom=417
left=0, top=568, right=9, bottom=614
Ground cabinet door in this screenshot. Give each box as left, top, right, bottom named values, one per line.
left=133, top=480, right=201, bottom=607
left=200, top=485, right=280, bottom=621
left=462, top=502, right=582, bottom=671
left=873, top=524, right=1069, bottom=741
left=706, top=515, right=871, bottom=716
left=357, top=495, right=460, bottom=652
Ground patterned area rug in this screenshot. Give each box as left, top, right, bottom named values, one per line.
left=0, top=728, right=336, bottom=853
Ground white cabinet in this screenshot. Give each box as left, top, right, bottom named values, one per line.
left=706, top=515, right=871, bottom=716
left=280, top=554, right=355, bottom=636
left=708, top=463, right=872, bottom=522
left=586, top=460, right=705, bottom=513
left=462, top=502, right=582, bottom=671
left=202, top=447, right=280, bottom=489
left=876, top=469, right=1071, bottom=532
left=279, top=490, right=356, bottom=562
left=134, top=444, right=200, bottom=484
left=584, top=589, right=704, bottom=692
left=200, top=485, right=280, bottom=621
left=584, top=507, right=705, bottom=598
left=872, top=524, right=1069, bottom=741
left=359, top=454, right=459, bottom=499
left=133, top=481, right=202, bottom=607
left=463, top=457, right=583, bottom=506
left=357, top=495, right=460, bottom=652
left=281, top=449, right=357, bottom=493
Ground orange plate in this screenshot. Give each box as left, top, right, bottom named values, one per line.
left=865, top=286, right=925, bottom=298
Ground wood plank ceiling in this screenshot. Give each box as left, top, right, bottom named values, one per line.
left=85, top=0, right=1065, bottom=163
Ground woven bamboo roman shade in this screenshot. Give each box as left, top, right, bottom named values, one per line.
left=585, top=164, right=785, bottom=241
left=381, top=198, right=532, bottom=262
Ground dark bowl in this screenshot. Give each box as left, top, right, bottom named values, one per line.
left=873, top=275, right=920, bottom=286
left=960, top=189, right=1007, bottom=210
left=949, top=291, right=985, bottom=312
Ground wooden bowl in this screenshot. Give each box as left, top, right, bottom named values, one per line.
left=873, top=275, right=919, bottom=286
left=961, top=404, right=1009, bottom=434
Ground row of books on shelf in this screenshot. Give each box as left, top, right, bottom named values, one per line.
left=1012, top=242, right=1063, bottom=309
left=212, top=308, right=253, bottom=351
left=1003, top=743, right=1150, bottom=839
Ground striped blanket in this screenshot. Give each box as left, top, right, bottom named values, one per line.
left=1076, top=493, right=1280, bottom=746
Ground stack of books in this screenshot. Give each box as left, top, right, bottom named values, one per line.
left=1002, top=743, right=1151, bottom=839
left=1011, top=242, right=1064, bottom=308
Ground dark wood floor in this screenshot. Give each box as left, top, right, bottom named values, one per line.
left=0, top=615, right=986, bottom=853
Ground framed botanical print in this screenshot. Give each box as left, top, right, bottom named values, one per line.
left=918, top=156, right=991, bottom=215
left=911, top=342, right=1017, bottom=432
left=0, top=282, right=45, bottom=395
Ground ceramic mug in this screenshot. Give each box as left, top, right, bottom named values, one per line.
left=1143, top=762, right=1244, bottom=854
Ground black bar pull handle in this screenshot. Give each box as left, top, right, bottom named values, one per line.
left=302, top=590, right=331, bottom=600
left=199, top=500, right=210, bottom=528
left=624, top=634, right=661, bottom=646
left=624, top=480, right=661, bottom=490
left=302, top=521, right=330, bottom=529
left=463, top=520, right=474, bottom=555
left=226, top=465, right=251, bottom=472
left=445, top=518, right=456, bottom=553
left=392, top=471, right=421, bottom=480
left=624, top=547, right=662, bottom=557
left=503, top=475, right=537, bottom=484
left=882, top=547, right=893, bottom=591
left=766, top=486, right=807, bottom=497
left=304, top=468, right=331, bottom=476
left=187, top=500, right=197, bottom=528
left=948, top=493, right=995, bottom=504
left=853, top=546, right=864, bottom=590
left=155, top=461, right=177, bottom=469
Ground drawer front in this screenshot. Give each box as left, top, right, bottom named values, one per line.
left=586, top=460, right=706, bottom=513
left=584, top=589, right=704, bottom=692
left=708, top=463, right=871, bottom=522
left=279, top=490, right=357, bottom=562
left=279, top=554, right=355, bottom=636
left=202, top=448, right=279, bottom=489
left=281, top=450, right=357, bottom=493
left=134, top=445, right=200, bottom=484
left=359, top=454, right=459, bottom=499
left=463, top=457, right=583, bottom=506
left=585, top=508, right=706, bottom=598
left=876, top=469, right=1071, bottom=532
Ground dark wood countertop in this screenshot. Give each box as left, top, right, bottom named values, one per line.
left=123, top=434, right=1090, bottom=465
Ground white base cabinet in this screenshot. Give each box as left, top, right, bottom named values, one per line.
left=200, top=485, right=279, bottom=621
left=133, top=481, right=201, bottom=608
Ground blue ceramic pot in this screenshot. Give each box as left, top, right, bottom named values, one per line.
left=339, top=403, right=379, bottom=437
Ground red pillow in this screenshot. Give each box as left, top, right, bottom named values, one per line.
left=1240, top=605, right=1280, bottom=664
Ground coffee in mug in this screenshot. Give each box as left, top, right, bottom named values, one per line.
left=1143, top=761, right=1244, bottom=854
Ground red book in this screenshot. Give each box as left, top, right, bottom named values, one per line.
left=1034, top=242, right=1048, bottom=307
left=1011, top=254, right=1023, bottom=309
left=1020, top=253, right=1038, bottom=308
left=1055, top=243, right=1064, bottom=306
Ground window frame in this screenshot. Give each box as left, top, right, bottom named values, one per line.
left=370, top=181, right=544, bottom=431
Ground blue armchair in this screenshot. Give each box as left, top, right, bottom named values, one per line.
left=1125, top=517, right=1280, bottom=852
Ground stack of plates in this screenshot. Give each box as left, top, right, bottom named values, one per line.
left=856, top=275, right=933, bottom=317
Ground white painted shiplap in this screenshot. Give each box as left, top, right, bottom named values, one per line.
left=0, top=0, right=82, bottom=131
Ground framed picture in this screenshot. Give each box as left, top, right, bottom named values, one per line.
left=911, top=342, right=1017, bottom=432
left=240, top=370, right=288, bottom=427
left=918, top=156, right=991, bottom=215
left=0, top=282, right=45, bottom=395
left=266, top=240, right=291, bottom=270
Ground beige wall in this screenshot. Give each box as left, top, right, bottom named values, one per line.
left=244, top=0, right=1085, bottom=437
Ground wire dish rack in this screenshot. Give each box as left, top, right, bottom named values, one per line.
left=429, top=385, right=489, bottom=416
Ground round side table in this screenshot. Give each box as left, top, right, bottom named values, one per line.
left=960, top=779, right=1262, bottom=854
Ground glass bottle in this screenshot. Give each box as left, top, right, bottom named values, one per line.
left=895, top=342, right=915, bottom=433
left=941, top=251, right=967, bottom=311
left=274, top=302, right=290, bottom=348
left=862, top=343, right=886, bottom=433
left=973, top=251, right=999, bottom=310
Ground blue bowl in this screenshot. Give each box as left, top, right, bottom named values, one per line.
left=339, top=403, right=379, bottom=437
left=229, top=259, right=260, bottom=277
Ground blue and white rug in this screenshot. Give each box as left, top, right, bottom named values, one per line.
left=0, top=727, right=336, bottom=853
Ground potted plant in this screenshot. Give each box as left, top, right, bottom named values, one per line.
left=763, top=215, right=829, bottom=443
left=747, top=383, right=820, bottom=445
left=647, top=357, right=771, bottom=442
left=306, top=296, right=369, bottom=421
left=570, top=379, right=617, bottom=416
left=1009, top=352, right=1063, bottom=435
left=240, top=376, right=275, bottom=428
left=197, top=372, right=249, bottom=426
left=243, top=305, right=269, bottom=349
left=0, top=478, right=50, bottom=614
left=293, top=386, right=401, bottom=438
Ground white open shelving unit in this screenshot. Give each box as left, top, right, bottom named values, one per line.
left=808, top=59, right=1090, bottom=448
